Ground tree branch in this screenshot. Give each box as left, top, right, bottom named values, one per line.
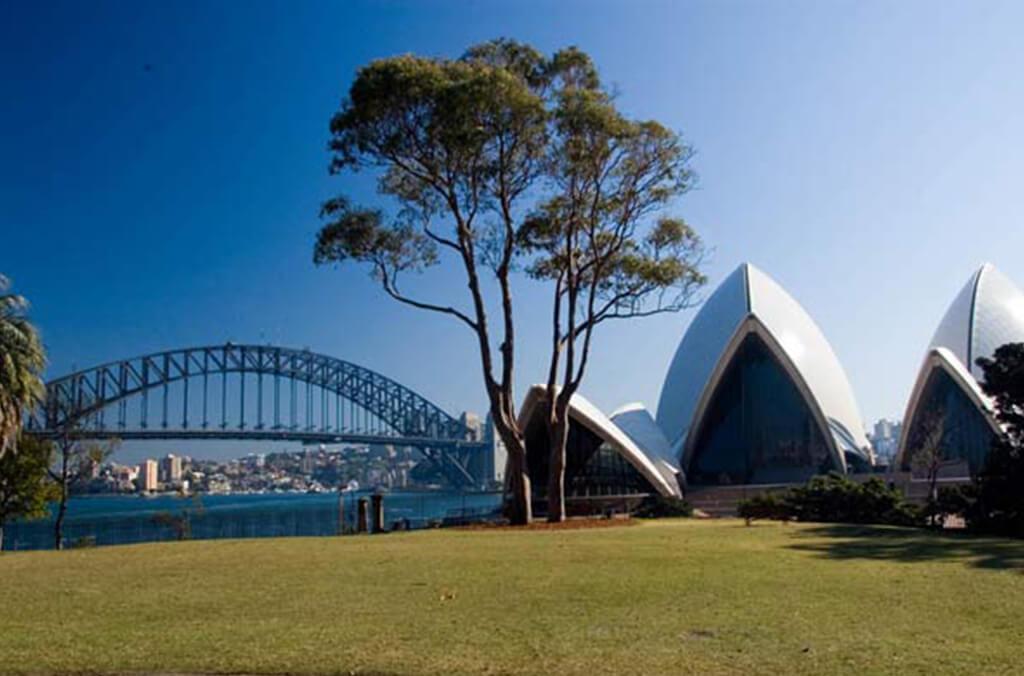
left=378, top=264, right=479, bottom=331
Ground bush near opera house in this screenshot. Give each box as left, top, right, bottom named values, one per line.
left=738, top=473, right=920, bottom=527
left=736, top=492, right=792, bottom=524
left=633, top=494, right=693, bottom=518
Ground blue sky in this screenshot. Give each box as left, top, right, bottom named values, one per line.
left=4, top=0, right=1024, bottom=457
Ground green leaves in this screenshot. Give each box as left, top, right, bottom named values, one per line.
left=0, top=434, right=55, bottom=530
left=328, top=45, right=547, bottom=190
left=0, top=275, right=46, bottom=457
left=314, top=198, right=437, bottom=275
left=978, top=343, right=1024, bottom=446
left=315, top=39, right=707, bottom=425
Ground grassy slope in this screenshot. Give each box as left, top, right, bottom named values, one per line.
left=1, top=519, right=1023, bottom=675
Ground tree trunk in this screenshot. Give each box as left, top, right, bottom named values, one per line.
left=503, top=432, right=532, bottom=526
left=547, top=413, right=569, bottom=523
left=54, top=477, right=68, bottom=551
left=0, top=523, right=5, bottom=552
left=928, top=467, right=939, bottom=528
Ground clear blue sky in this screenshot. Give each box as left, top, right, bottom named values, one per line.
left=4, top=0, right=1024, bottom=448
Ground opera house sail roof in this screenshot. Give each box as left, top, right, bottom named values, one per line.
left=513, top=261, right=1023, bottom=499
left=518, top=386, right=683, bottom=500
left=656, top=263, right=871, bottom=485
left=897, top=264, right=1024, bottom=474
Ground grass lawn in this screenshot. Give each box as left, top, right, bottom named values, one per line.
left=2, top=519, right=1024, bottom=675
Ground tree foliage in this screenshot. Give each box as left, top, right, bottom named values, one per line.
left=314, top=40, right=704, bottom=522
left=0, top=434, right=56, bottom=551
left=964, top=343, right=1024, bottom=536
left=0, top=276, right=46, bottom=456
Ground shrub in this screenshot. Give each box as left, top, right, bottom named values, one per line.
left=633, top=495, right=693, bottom=519
left=737, top=493, right=792, bottom=525
left=788, top=474, right=919, bottom=526
left=737, top=473, right=919, bottom=527
left=71, top=535, right=97, bottom=549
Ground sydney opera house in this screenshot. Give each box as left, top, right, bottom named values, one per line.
left=895, top=264, right=1024, bottom=476
left=519, top=261, right=1024, bottom=503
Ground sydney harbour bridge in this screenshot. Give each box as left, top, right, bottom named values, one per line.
left=24, top=343, right=491, bottom=488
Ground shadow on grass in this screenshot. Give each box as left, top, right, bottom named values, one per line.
left=787, top=523, right=1024, bottom=572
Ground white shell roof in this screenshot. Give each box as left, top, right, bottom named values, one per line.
left=518, top=386, right=681, bottom=498
left=656, top=262, right=870, bottom=459
left=656, top=265, right=748, bottom=453
left=895, top=346, right=1000, bottom=467
left=929, top=263, right=1024, bottom=381
left=609, top=402, right=680, bottom=488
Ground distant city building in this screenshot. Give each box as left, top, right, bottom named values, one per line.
left=459, top=411, right=483, bottom=442
left=483, top=413, right=507, bottom=485
left=160, top=454, right=182, bottom=484
left=137, top=459, right=158, bottom=492
left=368, top=443, right=396, bottom=460
left=113, top=464, right=138, bottom=492
left=868, top=419, right=901, bottom=462
left=301, top=450, right=316, bottom=475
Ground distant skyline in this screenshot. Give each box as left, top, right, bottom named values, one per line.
left=5, top=0, right=1024, bottom=462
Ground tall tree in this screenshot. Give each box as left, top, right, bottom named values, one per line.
left=0, top=275, right=46, bottom=457
left=969, top=342, right=1024, bottom=536
left=519, top=49, right=704, bottom=521
left=48, top=433, right=114, bottom=550
left=0, top=435, right=56, bottom=552
left=315, top=40, right=704, bottom=523
left=907, top=409, right=950, bottom=526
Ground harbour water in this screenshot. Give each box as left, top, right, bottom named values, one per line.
left=1, top=490, right=503, bottom=551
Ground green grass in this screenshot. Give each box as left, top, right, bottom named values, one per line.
left=2, top=519, right=1024, bottom=675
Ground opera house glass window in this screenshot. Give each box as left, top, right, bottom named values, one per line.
left=525, top=414, right=656, bottom=499
left=901, top=368, right=994, bottom=475
left=688, top=334, right=836, bottom=485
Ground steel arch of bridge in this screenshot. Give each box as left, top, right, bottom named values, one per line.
left=25, top=344, right=486, bottom=486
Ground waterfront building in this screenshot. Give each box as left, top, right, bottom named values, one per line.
left=868, top=419, right=901, bottom=462
left=483, top=413, right=507, bottom=485
left=138, top=459, right=158, bottom=492
left=301, top=450, right=315, bottom=475
left=160, top=454, right=182, bottom=484
left=874, top=419, right=893, bottom=443
left=656, top=263, right=872, bottom=485
left=896, top=264, right=1024, bottom=476
left=113, top=464, right=138, bottom=492
left=459, top=411, right=483, bottom=442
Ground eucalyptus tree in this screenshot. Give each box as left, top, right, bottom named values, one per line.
left=519, top=49, right=704, bottom=521
left=315, top=40, right=704, bottom=523
left=0, top=275, right=46, bottom=457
